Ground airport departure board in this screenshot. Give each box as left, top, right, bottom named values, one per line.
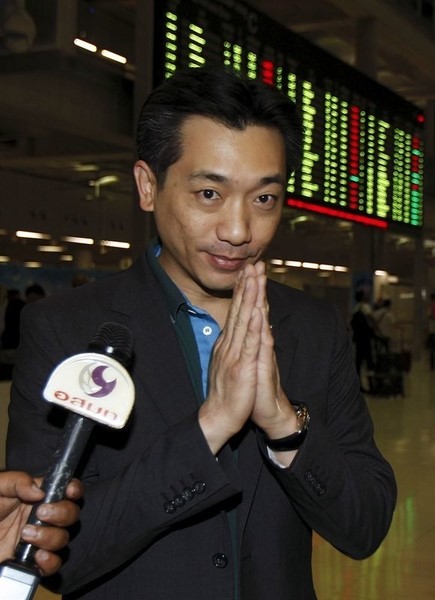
left=153, top=0, right=424, bottom=229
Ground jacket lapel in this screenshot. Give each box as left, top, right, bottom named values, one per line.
left=268, top=283, right=299, bottom=393
left=107, top=255, right=200, bottom=428
left=236, top=283, right=300, bottom=536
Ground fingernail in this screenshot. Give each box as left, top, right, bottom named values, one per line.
left=36, top=550, right=49, bottom=561
left=22, top=525, right=37, bottom=539
left=37, top=505, right=52, bottom=519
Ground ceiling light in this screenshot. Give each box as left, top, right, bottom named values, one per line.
left=302, top=262, right=319, bottom=270
left=72, top=162, right=99, bottom=172
left=60, top=255, right=73, bottom=262
left=100, top=240, right=130, bottom=249
left=100, top=49, right=127, bottom=64
left=285, top=260, right=302, bottom=267
left=319, top=264, right=334, bottom=271
left=0, top=256, right=10, bottom=263
left=62, top=236, right=94, bottom=245
left=289, top=215, right=309, bottom=227
left=375, top=270, right=388, bottom=277
left=16, top=230, right=50, bottom=240
left=89, top=175, right=119, bottom=187
left=38, top=245, right=65, bottom=252
left=269, top=259, right=284, bottom=265
left=24, top=261, right=42, bottom=268
left=396, top=237, right=410, bottom=246
left=74, top=38, right=97, bottom=52
left=334, top=266, right=348, bottom=272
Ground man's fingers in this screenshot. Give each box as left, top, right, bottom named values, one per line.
left=21, top=524, right=69, bottom=551
left=65, top=478, right=84, bottom=501
left=35, top=499, right=80, bottom=527
left=223, top=268, right=248, bottom=333
left=33, top=549, right=63, bottom=577
left=225, top=274, right=259, bottom=355
left=0, top=471, right=44, bottom=503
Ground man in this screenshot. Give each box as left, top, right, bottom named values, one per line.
left=7, top=66, right=396, bottom=599
left=0, top=472, right=82, bottom=575
left=427, top=292, right=435, bottom=370
left=373, top=299, right=396, bottom=354
left=350, top=289, right=376, bottom=391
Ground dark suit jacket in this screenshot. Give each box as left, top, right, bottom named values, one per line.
left=6, top=252, right=396, bottom=599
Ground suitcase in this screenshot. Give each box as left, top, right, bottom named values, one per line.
left=369, top=371, right=404, bottom=396
left=369, top=352, right=405, bottom=396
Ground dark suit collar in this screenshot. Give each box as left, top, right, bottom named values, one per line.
left=267, top=280, right=299, bottom=391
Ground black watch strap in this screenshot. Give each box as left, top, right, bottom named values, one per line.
left=264, top=403, right=310, bottom=451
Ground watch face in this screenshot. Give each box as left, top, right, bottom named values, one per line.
left=293, top=403, right=310, bottom=432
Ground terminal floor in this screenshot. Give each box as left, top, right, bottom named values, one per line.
left=1, top=355, right=434, bottom=599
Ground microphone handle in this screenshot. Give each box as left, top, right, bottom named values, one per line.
left=13, top=412, right=95, bottom=567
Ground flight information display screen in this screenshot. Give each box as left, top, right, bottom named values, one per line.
left=153, top=0, right=424, bottom=229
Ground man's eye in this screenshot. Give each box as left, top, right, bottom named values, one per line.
left=201, top=189, right=218, bottom=200
left=257, top=194, right=275, bottom=204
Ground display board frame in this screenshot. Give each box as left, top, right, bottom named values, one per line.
left=153, top=0, right=424, bottom=230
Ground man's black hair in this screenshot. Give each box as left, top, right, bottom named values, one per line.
left=136, top=64, right=303, bottom=188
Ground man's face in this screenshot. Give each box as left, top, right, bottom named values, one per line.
left=140, top=115, right=286, bottom=302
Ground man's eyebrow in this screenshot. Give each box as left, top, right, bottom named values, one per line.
left=189, top=170, right=285, bottom=187
left=189, top=170, right=228, bottom=183
left=259, top=174, right=286, bottom=187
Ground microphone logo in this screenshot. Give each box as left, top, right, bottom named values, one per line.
left=79, top=364, right=117, bottom=398
left=44, top=352, right=135, bottom=428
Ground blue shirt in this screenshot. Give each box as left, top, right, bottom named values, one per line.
left=187, top=306, right=221, bottom=397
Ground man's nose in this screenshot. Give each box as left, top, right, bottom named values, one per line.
left=216, top=202, right=252, bottom=246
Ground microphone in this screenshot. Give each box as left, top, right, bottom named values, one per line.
left=0, top=321, right=135, bottom=600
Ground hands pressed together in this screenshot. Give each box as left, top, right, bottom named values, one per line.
left=0, top=472, right=83, bottom=576
left=199, top=261, right=299, bottom=465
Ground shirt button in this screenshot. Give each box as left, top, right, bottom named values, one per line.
left=212, top=553, right=228, bottom=568
left=203, top=325, right=213, bottom=336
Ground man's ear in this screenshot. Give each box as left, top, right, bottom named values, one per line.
left=134, top=160, right=157, bottom=212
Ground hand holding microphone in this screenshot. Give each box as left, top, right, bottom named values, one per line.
left=0, top=321, right=135, bottom=600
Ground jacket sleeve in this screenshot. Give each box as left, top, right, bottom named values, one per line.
left=259, top=304, right=397, bottom=559
left=6, top=303, right=241, bottom=593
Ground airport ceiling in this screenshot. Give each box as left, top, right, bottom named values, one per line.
left=1, top=0, right=435, bottom=277
left=97, top=0, right=435, bottom=104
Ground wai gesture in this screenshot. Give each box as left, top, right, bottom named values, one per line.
left=199, top=262, right=298, bottom=461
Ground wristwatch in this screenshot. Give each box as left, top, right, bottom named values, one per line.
left=264, top=402, right=310, bottom=451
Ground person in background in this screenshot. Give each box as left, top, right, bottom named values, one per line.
left=350, top=289, right=376, bottom=392
left=0, top=289, right=26, bottom=379
left=25, top=284, right=46, bottom=303
left=0, top=471, right=82, bottom=576
left=6, top=65, right=396, bottom=600
left=427, top=292, right=435, bottom=370
left=0, top=289, right=25, bottom=351
left=373, top=299, right=396, bottom=354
